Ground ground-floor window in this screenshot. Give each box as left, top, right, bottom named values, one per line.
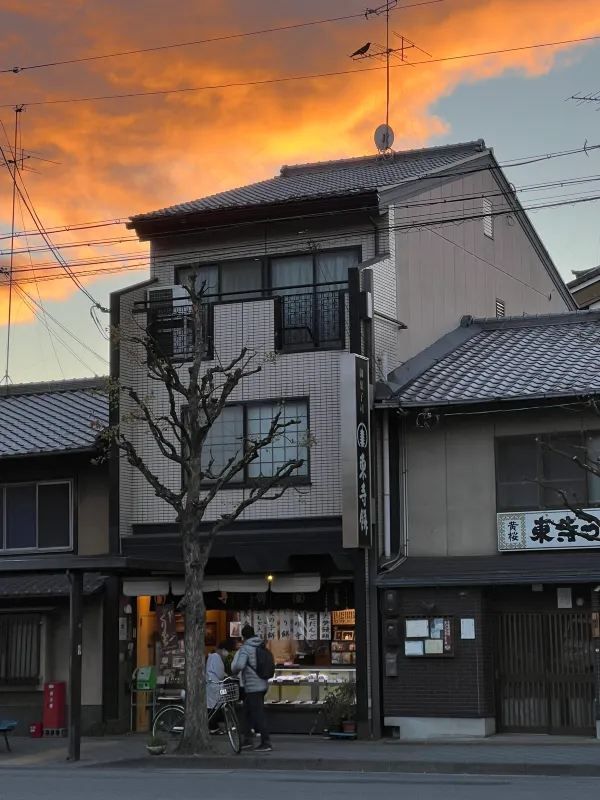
left=0, top=613, right=41, bottom=686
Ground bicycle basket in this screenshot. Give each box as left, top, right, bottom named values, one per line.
left=218, top=682, right=240, bottom=702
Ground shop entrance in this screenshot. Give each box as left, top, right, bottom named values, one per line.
left=495, top=611, right=594, bottom=735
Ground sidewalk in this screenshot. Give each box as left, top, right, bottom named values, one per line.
left=3, top=733, right=600, bottom=776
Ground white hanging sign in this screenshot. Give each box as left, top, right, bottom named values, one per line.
left=253, top=611, right=267, bottom=638
left=266, top=612, right=277, bottom=640
left=278, top=610, right=293, bottom=641
left=319, top=612, right=332, bottom=640
left=305, top=611, right=319, bottom=641
left=293, top=611, right=306, bottom=640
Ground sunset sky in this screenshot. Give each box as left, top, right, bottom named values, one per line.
left=1, top=0, right=600, bottom=382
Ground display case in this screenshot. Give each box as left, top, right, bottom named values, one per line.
left=265, top=667, right=356, bottom=707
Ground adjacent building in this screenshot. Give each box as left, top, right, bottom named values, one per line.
left=569, top=265, right=600, bottom=309
left=0, top=379, right=112, bottom=733
left=377, top=311, right=600, bottom=738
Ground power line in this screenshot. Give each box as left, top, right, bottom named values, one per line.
left=2, top=140, right=597, bottom=247
left=4, top=146, right=600, bottom=259
left=0, top=1, right=444, bottom=75
left=2, top=33, right=599, bottom=109
left=5, top=189, right=600, bottom=289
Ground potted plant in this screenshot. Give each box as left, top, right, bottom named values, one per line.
left=146, top=734, right=167, bottom=755
left=322, top=680, right=356, bottom=737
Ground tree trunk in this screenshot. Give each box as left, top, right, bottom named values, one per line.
left=178, top=529, right=212, bottom=754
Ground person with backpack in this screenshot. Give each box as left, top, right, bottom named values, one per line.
left=231, top=623, right=275, bottom=752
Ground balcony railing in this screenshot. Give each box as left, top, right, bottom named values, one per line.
left=275, top=288, right=347, bottom=352
left=137, top=281, right=348, bottom=360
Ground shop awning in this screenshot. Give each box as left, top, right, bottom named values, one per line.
left=122, top=578, right=170, bottom=596
left=376, top=553, right=600, bottom=588
left=270, top=574, right=321, bottom=592
left=169, top=576, right=269, bottom=595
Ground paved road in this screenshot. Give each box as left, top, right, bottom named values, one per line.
left=2, top=768, right=600, bottom=800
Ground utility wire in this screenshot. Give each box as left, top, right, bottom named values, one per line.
left=5, top=190, right=600, bottom=288
left=16, top=192, right=65, bottom=377
left=5, top=161, right=600, bottom=261
left=0, top=0, right=444, bottom=75
left=1, top=140, right=597, bottom=245
left=3, top=33, right=599, bottom=108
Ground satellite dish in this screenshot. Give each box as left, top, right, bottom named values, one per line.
left=374, top=124, right=394, bottom=152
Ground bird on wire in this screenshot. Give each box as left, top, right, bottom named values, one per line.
left=350, top=42, right=371, bottom=58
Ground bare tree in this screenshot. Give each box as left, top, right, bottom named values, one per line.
left=104, top=279, right=306, bottom=754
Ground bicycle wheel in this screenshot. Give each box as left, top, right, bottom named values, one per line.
left=223, top=703, right=242, bottom=754
left=152, top=705, right=185, bottom=740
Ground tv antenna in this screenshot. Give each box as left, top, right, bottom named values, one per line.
left=350, top=0, right=431, bottom=154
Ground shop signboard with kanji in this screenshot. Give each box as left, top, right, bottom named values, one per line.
left=498, top=509, right=600, bottom=551
left=341, top=353, right=372, bottom=548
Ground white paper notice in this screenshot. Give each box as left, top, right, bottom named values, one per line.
left=240, top=610, right=253, bottom=629
left=279, top=611, right=293, bottom=641
left=460, top=618, right=475, bottom=640
left=253, top=611, right=267, bottom=638
left=266, top=612, right=277, bottom=640
left=293, top=612, right=306, bottom=640
left=405, top=619, right=430, bottom=638
left=305, top=611, right=318, bottom=641
left=319, top=612, right=332, bottom=640
left=557, top=588, right=572, bottom=609
left=424, top=639, right=443, bottom=655
left=404, top=640, right=424, bottom=656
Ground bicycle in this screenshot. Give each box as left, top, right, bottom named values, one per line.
left=152, top=678, right=242, bottom=754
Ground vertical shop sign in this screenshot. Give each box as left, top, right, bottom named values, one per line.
left=279, top=610, right=292, bottom=640
left=306, top=612, right=319, bottom=641
left=293, top=612, right=306, bottom=640
left=319, top=612, right=332, bottom=640
left=266, top=612, right=277, bottom=641
left=443, top=618, right=452, bottom=653
left=341, top=354, right=372, bottom=548
left=157, top=603, right=178, bottom=652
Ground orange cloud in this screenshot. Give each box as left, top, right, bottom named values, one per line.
left=0, top=0, right=599, bottom=323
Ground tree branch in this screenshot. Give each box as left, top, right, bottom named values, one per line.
left=115, top=434, right=184, bottom=513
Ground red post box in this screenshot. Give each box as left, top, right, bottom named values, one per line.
left=29, top=721, right=43, bottom=738
left=43, top=682, right=66, bottom=730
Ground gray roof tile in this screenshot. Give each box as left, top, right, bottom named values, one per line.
left=0, top=573, right=105, bottom=597
left=0, top=378, right=108, bottom=457
left=130, top=140, right=486, bottom=221
left=389, top=311, right=600, bottom=407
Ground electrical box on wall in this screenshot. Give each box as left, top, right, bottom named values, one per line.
left=382, top=590, right=399, bottom=616
left=384, top=651, right=398, bottom=678
left=384, top=620, right=400, bottom=644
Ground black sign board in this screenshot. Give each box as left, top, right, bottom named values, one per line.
left=355, top=356, right=371, bottom=547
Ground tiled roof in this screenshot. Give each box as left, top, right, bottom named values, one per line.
left=0, top=573, right=105, bottom=598
left=385, top=311, right=600, bottom=407
left=0, top=377, right=108, bottom=457
left=130, top=140, right=486, bottom=221
left=569, top=264, right=600, bottom=289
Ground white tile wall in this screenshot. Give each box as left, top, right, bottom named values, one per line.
left=118, top=213, right=398, bottom=537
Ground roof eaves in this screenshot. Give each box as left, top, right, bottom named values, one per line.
left=568, top=265, right=600, bottom=289
left=384, top=319, right=482, bottom=395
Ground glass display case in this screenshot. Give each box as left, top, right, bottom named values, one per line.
left=265, top=667, right=356, bottom=707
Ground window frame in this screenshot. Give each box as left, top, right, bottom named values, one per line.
left=495, top=433, right=600, bottom=513
left=174, top=245, right=361, bottom=303
left=0, top=612, right=43, bottom=687
left=0, top=479, right=74, bottom=554
left=190, top=398, right=311, bottom=488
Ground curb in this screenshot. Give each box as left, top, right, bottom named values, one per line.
left=88, top=756, right=600, bottom=777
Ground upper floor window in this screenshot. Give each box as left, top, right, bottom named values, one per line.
left=483, top=197, right=493, bottom=239
left=0, top=480, right=72, bottom=552
left=200, top=400, right=309, bottom=484
left=496, top=433, right=600, bottom=512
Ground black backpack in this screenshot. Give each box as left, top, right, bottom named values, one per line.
left=254, top=643, right=275, bottom=680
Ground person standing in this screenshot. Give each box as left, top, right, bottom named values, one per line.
left=231, top=624, right=272, bottom=752
left=206, top=640, right=233, bottom=734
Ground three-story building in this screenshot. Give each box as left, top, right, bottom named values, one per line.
left=115, top=139, right=573, bottom=734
